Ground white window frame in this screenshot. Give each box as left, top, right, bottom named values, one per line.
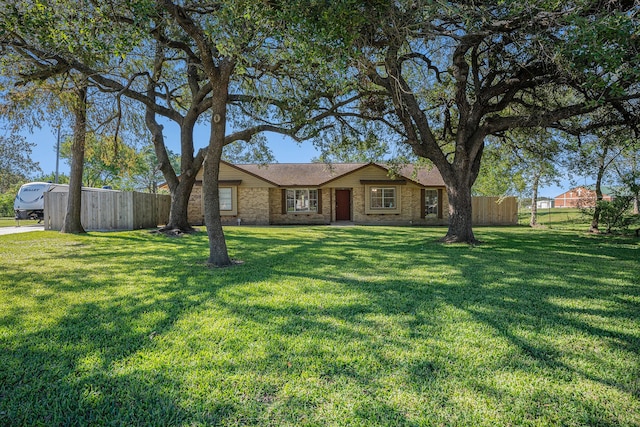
left=219, top=186, right=237, bottom=216
left=286, top=189, right=318, bottom=213
left=219, top=187, right=233, bottom=211
left=365, top=185, right=401, bottom=214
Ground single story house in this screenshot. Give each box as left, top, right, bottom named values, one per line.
left=554, top=185, right=613, bottom=208
left=186, top=161, right=448, bottom=226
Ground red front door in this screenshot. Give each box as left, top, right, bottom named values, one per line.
left=335, top=189, right=351, bottom=221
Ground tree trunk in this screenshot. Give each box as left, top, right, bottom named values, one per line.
left=203, top=141, right=231, bottom=267
left=529, top=171, right=541, bottom=227
left=590, top=189, right=603, bottom=233
left=590, top=146, right=608, bottom=233
left=145, top=96, right=198, bottom=233
left=203, top=75, right=232, bottom=267
left=432, top=138, right=483, bottom=244
left=163, top=178, right=197, bottom=232
left=61, top=82, right=87, bottom=234
left=442, top=181, right=477, bottom=243
left=423, top=161, right=478, bottom=243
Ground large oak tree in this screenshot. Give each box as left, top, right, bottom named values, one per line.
left=315, top=0, right=640, bottom=243
left=155, top=0, right=347, bottom=265
left=3, top=0, right=348, bottom=265
left=0, top=1, right=143, bottom=233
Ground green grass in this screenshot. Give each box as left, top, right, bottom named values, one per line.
left=0, top=217, right=42, bottom=227
left=518, top=208, right=591, bottom=230
left=1, top=226, right=639, bottom=426
left=1, top=217, right=19, bottom=227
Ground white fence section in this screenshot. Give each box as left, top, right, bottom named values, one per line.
left=44, top=189, right=170, bottom=231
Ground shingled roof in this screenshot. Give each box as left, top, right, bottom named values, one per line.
left=393, top=164, right=446, bottom=187
left=232, top=163, right=365, bottom=186
left=227, top=162, right=445, bottom=187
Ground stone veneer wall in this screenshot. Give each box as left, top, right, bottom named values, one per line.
left=189, top=183, right=449, bottom=226
left=221, top=187, right=270, bottom=225
left=187, top=183, right=204, bottom=225
left=268, top=188, right=330, bottom=225
left=187, top=184, right=271, bottom=226
left=351, top=186, right=449, bottom=225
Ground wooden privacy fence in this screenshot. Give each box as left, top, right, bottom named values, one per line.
left=44, top=189, right=170, bottom=231
left=472, top=196, right=518, bottom=225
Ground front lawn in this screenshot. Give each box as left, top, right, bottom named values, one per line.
left=518, top=208, right=591, bottom=229
left=1, top=226, right=639, bottom=426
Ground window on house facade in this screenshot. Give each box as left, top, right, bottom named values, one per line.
left=370, top=187, right=396, bottom=209
left=286, top=189, right=318, bottom=212
left=219, top=187, right=233, bottom=211
left=216, top=186, right=238, bottom=216
left=424, top=189, right=438, bottom=217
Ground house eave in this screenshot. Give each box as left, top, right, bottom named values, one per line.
left=360, top=179, right=407, bottom=185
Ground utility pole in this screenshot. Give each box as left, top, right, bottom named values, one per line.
left=55, top=125, right=60, bottom=184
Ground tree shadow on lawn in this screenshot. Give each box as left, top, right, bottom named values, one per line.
left=2, top=227, right=431, bottom=425
left=0, top=231, right=267, bottom=425
left=458, top=230, right=640, bottom=361
left=1, top=226, right=639, bottom=426
left=217, top=226, right=639, bottom=425
left=220, top=227, right=640, bottom=425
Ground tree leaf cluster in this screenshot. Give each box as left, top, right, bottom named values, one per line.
left=0, top=134, right=42, bottom=193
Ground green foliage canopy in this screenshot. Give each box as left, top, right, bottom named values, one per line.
left=0, top=134, right=42, bottom=193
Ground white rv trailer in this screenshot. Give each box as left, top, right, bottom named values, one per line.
left=14, top=182, right=68, bottom=221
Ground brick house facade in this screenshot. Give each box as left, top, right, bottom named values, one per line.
left=187, top=161, right=449, bottom=226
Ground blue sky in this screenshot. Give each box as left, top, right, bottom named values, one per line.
left=21, top=120, right=321, bottom=174
left=20, top=121, right=573, bottom=198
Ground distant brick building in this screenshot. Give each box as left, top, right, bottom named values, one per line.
left=554, top=186, right=613, bottom=208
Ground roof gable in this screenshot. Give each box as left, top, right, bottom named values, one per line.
left=220, top=162, right=437, bottom=188
left=555, top=185, right=615, bottom=198
left=392, top=163, right=446, bottom=187
left=233, top=162, right=365, bottom=186
left=219, top=161, right=280, bottom=186
left=226, top=162, right=445, bottom=187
